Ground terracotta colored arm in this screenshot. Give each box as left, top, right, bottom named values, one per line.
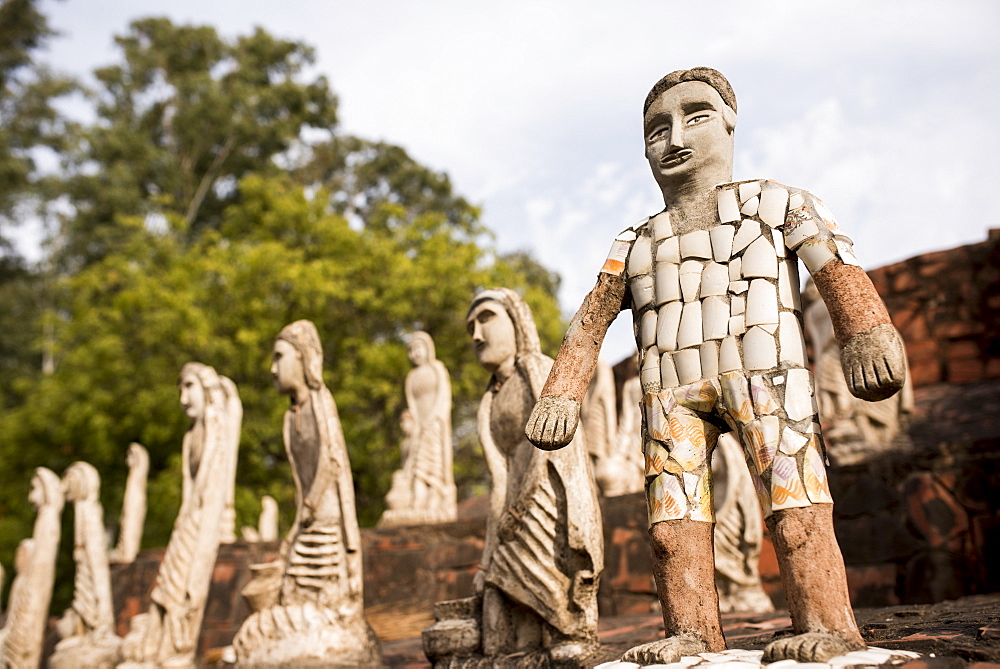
left=525, top=272, right=626, bottom=450
left=811, top=258, right=906, bottom=401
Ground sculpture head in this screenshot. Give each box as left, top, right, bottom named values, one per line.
left=466, top=288, right=541, bottom=377
left=274, top=320, right=325, bottom=400
left=643, top=67, right=737, bottom=197
left=407, top=331, right=435, bottom=367
left=63, top=461, right=100, bottom=503
left=29, top=467, right=63, bottom=510
left=126, top=442, right=150, bottom=475
left=179, top=362, right=226, bottom=421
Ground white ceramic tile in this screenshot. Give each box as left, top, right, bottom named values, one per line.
left=772, top=228, right=786, bottom=258
left=732, top=219, right=760, bottom=255
left=835, top=238, right=862, bottom=266
left=680, top=230, right=713, bottom=259
left=640, top=309, right=658, bottom=349
left=759, top=322, right=778, bottom=334
left=778, top=312, right=807, bottom=366
left=710, top=225, right=736, bottom=262
left=743, top=326, right=777, bottom=370
left=701, top=261, right=729, bottom=296
left=728, top=314, right=745, bottom=336
left=728, top=257, right=742, bottom=281
left=656, top=301, right=683, bottom=352
left=758, top=184, right=789, bottom=228
left=797, top=238, right=836, bottom=273
left=656, top=236, right=680, bottom=264
left=674, top=348, right=702, bottom=384
left=680, top=259, right=703, bottom=302
left=640, top=345, right=661, bottom=390
left=783, top=217, right=820, bottom=249
left=740, top=195, right=759, bottom=217
left=738, top=180, right=762, bottom=205
left=700, top=341, right=719, bottom=378
left=745, top=279, right=779, bottom=326
left=788, top=192, right=805, bottom=209
left=779, top=426, right=809, bottom=455
left=660, top=351, right=680, bottom=388
left=773, top=375, right=784, bottom=385
left=630, top=274, right=654, bottom=311
left=784, top=368, right=814, bottom=421
left=702, top=296, right=730, bottom=340
left=677, top=301, right=704, bottom=349
left=741, top=236, right=779, bottom=279
left=655, top=263, right=681, bottom=304
left=778, top=258, right=802, bottom=310
left=730, top=294, right=745, bottom=316
left=627, top=232, right=652, bottom=276
left=717, top=187, right=741, bottom=223
left=719, top=335, right=741, bottom=373
left=650, top=211, right=673, bottom=241
left=728, top=280, right=749, bottom=294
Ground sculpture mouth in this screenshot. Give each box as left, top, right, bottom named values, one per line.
left=660, top=149, right=693, bottom=168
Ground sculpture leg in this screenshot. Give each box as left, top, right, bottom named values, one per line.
left=763, top=504, right=866, bottom=661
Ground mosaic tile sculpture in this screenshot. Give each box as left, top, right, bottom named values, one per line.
left=109, top=443, right=149, bottom=565
left=0, top=468, right=64, bottom=669
left=51, top=462, right=122, bottom=669
left=379, top=331, right=458, bottom=528
left=526, top=68, right=906, bottom=664
left=232, top=320, right=380, bottom=667
left=422, top=289, right=604, bottom=666
left=119, top=363, right=242, bottom=668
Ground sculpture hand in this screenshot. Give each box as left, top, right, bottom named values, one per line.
left=840, top=324, right=906, bottom=402
left=524, top=396, right=581, bottom=451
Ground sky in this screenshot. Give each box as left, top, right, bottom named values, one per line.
left=25, top=0, right=1000, bottom=363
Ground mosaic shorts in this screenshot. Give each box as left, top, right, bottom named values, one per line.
left=643, top=369, right=833, bottom=525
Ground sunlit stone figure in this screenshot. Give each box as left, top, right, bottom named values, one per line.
left=379, top=331, right=457, bottom=528
left=119, top=362, right=242, bottom=668
left=51, top=462, right=122, bottom=669
left=233, top=320, right=380, bottom=666
left=109, top=443, right=149, bottom=565
left=0, top=468, right=64, bottom=669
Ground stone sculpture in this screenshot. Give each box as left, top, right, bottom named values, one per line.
left=803, top=279, right=914, bottom=464
left=580, top=361, right=618, bottom=469
left=119, top=363, right=242, bottom=668
left=109, top=443, right=149, bottom=565
left=595, top=367, right=646, bottom=497
left=526, top=67, right=907, bottom=663
left=258, top=495, right=279, bottom=542
left=233, top=320, right=380, bottom=667
left=423, top=289, right=604, bottom=666
left=0, top=468, right=64, bottom=669
left=51, top=462, right=122, bottom=669
left=379, top=331, right=458, bottom=527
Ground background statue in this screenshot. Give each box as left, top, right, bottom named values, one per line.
left=0, top=468, right=64, bottom=669
left=424, top=289, right=603, bottom=666
left=596, top=366, right=646, bottom=497
left=379, top=331, right=457, bottom=527
left=51, top=462, right=122, bottom=669
left=233, top=320, right=380, bottom=667
left=119, top=363, right=242, bottom=668
left=803, top=278, right=914, bottom=464
left=580, top=361, right=618, bottom=471
left=258, top=495, right=278, bottom=542
left=109, top=443, right=149, bottom=565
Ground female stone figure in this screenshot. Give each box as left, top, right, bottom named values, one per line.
left=109, top=443, right=149, bottom=565
left=233, top=320, right=379, bottom=666
left=51, top=462, right=122, bottom=669
left=1, top=468, right=64, bottom=669
left=379, top=331, right=457, bottom=527
left=424, top=289, right=603, bottom=666
left=119, top=363, right=242, bottom=668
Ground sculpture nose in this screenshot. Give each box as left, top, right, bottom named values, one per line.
left=668, top=123, right=685, bottom=151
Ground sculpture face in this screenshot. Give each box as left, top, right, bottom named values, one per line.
left=179, top=373, right=205, bottom=420
left=271, top=339, right=305, bottom=396
left=466, top=301, right=517, bottom=374
left=407, top=338, right=429, bottom=366
left=28, top=475, right=44, bottom=508
left=643, top=81, right=734, bottom=192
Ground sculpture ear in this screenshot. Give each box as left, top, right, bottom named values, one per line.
left=723, top=106, right=737, bottom=134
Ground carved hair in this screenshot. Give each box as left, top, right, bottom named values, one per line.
left=644, top=67, right=737, bottom=116
left=276, top=320, right=325, bottom=390
left=63, top=461, right=100, bottom=503
left=31, top=467, right=63, bottom=508
left=467, top=288, right=541, bottom=358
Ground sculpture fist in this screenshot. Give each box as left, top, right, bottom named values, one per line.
left=840, top=324, right=906, bottom=402
left=524, top=396, right=581, bottom=451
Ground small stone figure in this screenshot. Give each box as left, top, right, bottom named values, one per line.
left=119, top=363, right=242, bottom=668
left=233, top=320, right=380, bottom=667
left=803, top=278, right=914, bottom=464
left=526, top=68, right=906, bottom=664
left=51, top=462, right=122, bottom=669
left=423, top=289, right=603, bottom=666
left=581, top=361, right=618, bottom=471
left=0, top=468, right=64, bottom=669
left=258, top=495, right=279, bottom=543
left=379, top=331, right=458, bottom=527
left=595, top=366, right=646, bottom=497
left=109, top=443, right=149, bottom=565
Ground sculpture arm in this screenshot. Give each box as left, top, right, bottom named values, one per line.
left=476, top=392, right=505, bottom=590
left=525, top=272, right=625, bottom=450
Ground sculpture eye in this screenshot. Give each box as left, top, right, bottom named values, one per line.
left=686, top=113, right=709, bottom=125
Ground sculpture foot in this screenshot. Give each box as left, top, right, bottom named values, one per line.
left=620, top=636, right=709, bottom=664
left=762, top=632, right=861, bottom=663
